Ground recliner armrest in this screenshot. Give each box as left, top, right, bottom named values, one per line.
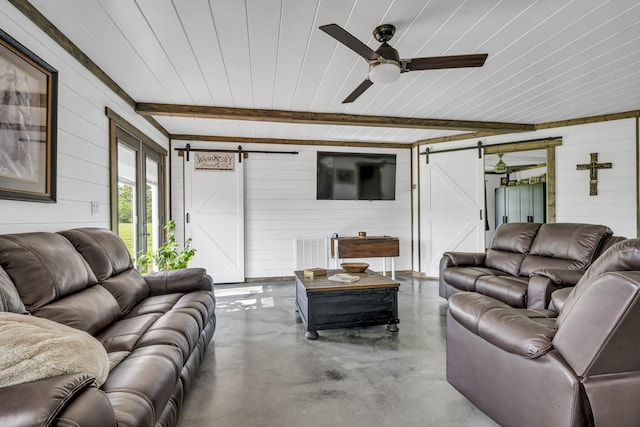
left=0, top=373, right=101, bottom=427
left=527, top=269, right=585, bottom=309
left=144, top=268, right=213, bottom=295
left=549, top=287, right=573, bottom=314
left=530, top=268, right=585, bottom=286
left=442, top=251, right=486, bottom=267
left=439, top=252, right=487, bottom=298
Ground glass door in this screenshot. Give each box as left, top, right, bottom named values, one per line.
left=115, top=127, right=164, bottom=260
left=117, top=142, right=138, bottom=257
left=143, top=150, right=162, bottom=258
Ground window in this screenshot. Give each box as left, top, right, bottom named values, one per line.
left=108, top=109, right=166, bottom=259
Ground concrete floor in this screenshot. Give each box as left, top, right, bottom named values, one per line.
left=178, top=275, right=497, bottom=427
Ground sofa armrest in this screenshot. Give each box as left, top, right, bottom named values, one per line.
left=55, top=387, right=116, bottom=427
left=549, top=287, right=574, bottom=314
left=439, top=252, right=487, bottom=298
left=142, top=268, right=213, bottom=295
left=442, top=251, right=486, bottom=267
left=449, top=292, right=556, bottom=359
left=143, top=267, right=213, bottom=296
left=531, top=268, right=585, bottom=286
left=0, top=373, right=101, bottom=427
left=527, top=269, right=585, bottom=309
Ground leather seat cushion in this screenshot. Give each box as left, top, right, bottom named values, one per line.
left=136, top=311, right=201, bottom=360
left=476, top=275, right=529, bottom=308
left=443, top=266, right=504, bottom=292
left=97, top=313, right=161, bottom=354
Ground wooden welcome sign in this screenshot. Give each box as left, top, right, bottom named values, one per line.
left=194, top=152, right=235, bottom=171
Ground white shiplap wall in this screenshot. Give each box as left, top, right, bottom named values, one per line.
left=0, top=4, right=168, bottom=234
left=422, top=118, right=637, bottom=243
left=171, top=141, right=412, bottom=278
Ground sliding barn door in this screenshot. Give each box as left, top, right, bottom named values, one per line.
left=184, top=153, right=245, bottom=284
left=420, top=149, right=485, bottom=276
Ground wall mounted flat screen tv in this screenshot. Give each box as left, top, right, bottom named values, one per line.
left=317, top=152, right=396, bottom=200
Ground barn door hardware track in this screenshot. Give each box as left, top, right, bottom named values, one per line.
left=176, top=144, right=299, bottom=162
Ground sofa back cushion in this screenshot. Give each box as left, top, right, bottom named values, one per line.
left=0, top=233, right=97, bottom=312
left=33, top=285, right=122, bottom=334
left=61, top=228, right=149, bottom=315
left=519, top=223, right=613, bottom=277
left=484, top=223, right=541, bottom=276
left=0, top=266, right=27, bottom=314
left=558, top=238, right=640, bottom=328
left=553, top=239, right=640, bottom=378
left=60, top=228, right=133, bottom=281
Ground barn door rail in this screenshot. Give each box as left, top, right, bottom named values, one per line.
left=176, top=144, right=299, bottom=162
left=419, top=137, right=561, bottom=164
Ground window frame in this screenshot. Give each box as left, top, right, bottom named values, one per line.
left=107, top=108, right=167, bottom=255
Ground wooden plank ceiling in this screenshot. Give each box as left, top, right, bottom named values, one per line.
left=23, top=0, right=640, bottom=145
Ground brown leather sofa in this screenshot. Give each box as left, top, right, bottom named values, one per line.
left=446, top=238, right=640, bottom=427
left=0, top=228, right=216, bottom=427
left=439, top=222, right=622, bottom=309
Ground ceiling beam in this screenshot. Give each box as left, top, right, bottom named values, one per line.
left=171, top=134, right=411, bottom=149
left=412, top=131, right=506, bottom=147
left=137, top=103, right=535, bottom=133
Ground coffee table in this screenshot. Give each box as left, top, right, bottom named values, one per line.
left=294, top=269, right=400, bottom=340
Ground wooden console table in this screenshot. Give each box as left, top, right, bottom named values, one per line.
left=331, top=236, right=400, bottom=279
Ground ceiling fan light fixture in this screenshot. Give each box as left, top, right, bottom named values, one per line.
left=495, top=154, right=507, bottom=173
left=369, top=61, right=401, bottom=84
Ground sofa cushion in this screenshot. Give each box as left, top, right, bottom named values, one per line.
left=34, top=285, right=122, bottom=334
left=100, top=269, right=149, bottom=315
left=0, top=233, right=97, bottom=311
left=443, top=266, right=504, bottom=292
left=484, top=249, right=526, bottom=277
left=484, top=223, right=541, bottom=276
left=0, top=265, right=27, bottom=314
left=475, top=275, right=529, bottom=308
left=60, top=228, right=133, bottom=281
left=0, top=313, right=109, bottom=387
left=489, top=222, right=541, bottom=253
left=97, top=313, right=161, bottom=354
left=519, top=223, right=612, bottom=277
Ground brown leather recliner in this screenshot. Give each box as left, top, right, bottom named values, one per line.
left=446, top=238, right=640, bottom=426
left=440, top=222, right=621, bottom=309
left=0, top=228, right=216, bottom=427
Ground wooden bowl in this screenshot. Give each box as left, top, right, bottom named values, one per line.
left=341, top=262, right=369, bottom=273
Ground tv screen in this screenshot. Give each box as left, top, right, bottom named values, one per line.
left=317, top=152, right=396, bottom=200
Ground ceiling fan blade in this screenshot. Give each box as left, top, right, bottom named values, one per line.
left=319, top=24, right=380, bottom=61
left=405, top=53, right=488, bottom=71
left=342, top=79, right=374, bottom=103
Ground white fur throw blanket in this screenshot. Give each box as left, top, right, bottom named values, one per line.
left=0, top=312, right=109, bottom=388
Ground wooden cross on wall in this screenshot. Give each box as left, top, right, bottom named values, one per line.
left=576, top=152, right=612, bottom=196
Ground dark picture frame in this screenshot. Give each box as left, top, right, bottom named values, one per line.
left=0, top=29, right=57, bottom=202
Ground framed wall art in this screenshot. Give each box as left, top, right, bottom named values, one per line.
left=0, top=29, right=57, bottom=202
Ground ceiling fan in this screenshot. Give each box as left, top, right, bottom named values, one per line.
left=485, top=154, right=546, bottom=174
left=319, top=23, right=488, bottom=103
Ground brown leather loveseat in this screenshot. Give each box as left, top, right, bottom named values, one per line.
left=439, top=222, right=622, bottom=308
left=446, top=238, right=640, bottom=426
left=0, top=228, right=216, bottom=426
